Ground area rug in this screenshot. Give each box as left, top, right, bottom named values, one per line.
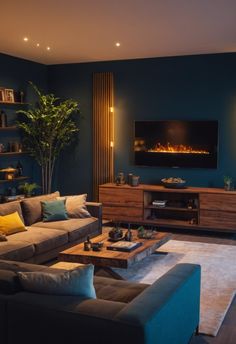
left=112, top=240, right=236, bottom=336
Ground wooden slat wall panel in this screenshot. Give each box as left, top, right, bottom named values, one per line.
left=93, top=72, right=114, bottom=200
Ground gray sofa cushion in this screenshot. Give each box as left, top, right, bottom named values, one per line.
left=18, top=265, right=96, bottom=298
left=94, top=276, right=148, bottom=303
left=0, top=201, right=24, bottom=222
left=0, top=241, right=35, bottom=261
left=21, top=192, right=60, bottom=225
left=8, top=227, right=68, bottom=255
left=32, top=218, right=99, bottom=242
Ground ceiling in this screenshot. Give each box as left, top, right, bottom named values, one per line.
left=1, top=0, right=236, bottom=65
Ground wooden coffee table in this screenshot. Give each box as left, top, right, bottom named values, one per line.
left=59, top=229, right=171, bottom=279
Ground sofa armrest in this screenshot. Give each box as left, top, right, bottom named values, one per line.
left=86, top=202, right=102, bottom=232
left=115, top=263, right=201, bottom=344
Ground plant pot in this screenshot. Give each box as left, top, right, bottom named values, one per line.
left=224, top=182, right=233, bottom=191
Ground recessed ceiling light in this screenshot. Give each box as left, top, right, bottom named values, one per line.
left=36, top=43, right=40, bottom=47
left=115, top=42, right=121, bottom=47
left=46, top=46, right=51, bottom=51
left=23, top=37, right=29, bottom=42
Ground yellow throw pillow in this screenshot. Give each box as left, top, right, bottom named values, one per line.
left=0, top=212, right=26, bottom=235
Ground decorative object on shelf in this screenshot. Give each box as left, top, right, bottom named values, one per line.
left=4, top=89, right=14, bottom=103
left=18, top=182, right=39, bottom=197
left=108, top=224, right=123, bottom=241
left=0, top=168, right=17, bottom=180
left=0, top=143, right=5, bottom=152
left=187, top=199, right=196, bottom=209
left=17, top=82, right=79, bottom=194
left=131, top=175, right=140, bottom=186
left=161, top=177, right=186, bottom=189
left=0, top=110, right=7, bottom=127
left=115, top=172, right=126, bottom=185
left=223, top=176, right=233, bottom=191
left=8, top=141, right=22, bottom=153
left=152, top=200, right=167, bottom=207
left=16, top=161, right=23, bottom=177
left=127, top=173, right=133, bottom=185
left=20, top=91, right=24, bottom=104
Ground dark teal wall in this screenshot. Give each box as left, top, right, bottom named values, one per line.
left=48, top=53, right=236, bottom=198
left=0, top=53, right=48, bottom=195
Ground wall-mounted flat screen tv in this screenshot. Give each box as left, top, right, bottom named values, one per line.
left=134, top=120, right=218, bottom=168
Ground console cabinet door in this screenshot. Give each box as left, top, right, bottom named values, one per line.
left=200, top=193, right=236, bottom=231
left=200, top=193, right=236, bottom=211
left=99, top=186, right=143, bottom=222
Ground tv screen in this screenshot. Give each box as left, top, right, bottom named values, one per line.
left=134, top=120, right=218, bottom=168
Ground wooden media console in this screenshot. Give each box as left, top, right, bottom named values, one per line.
left=99, top=183, right=236, bottom=233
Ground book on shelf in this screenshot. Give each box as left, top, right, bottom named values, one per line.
left=107, top=241, right=142, bottom=252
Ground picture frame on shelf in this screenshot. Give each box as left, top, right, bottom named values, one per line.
left=4, top=89, right=14, bottom=103
left=0, top=88, right=5, bottom=102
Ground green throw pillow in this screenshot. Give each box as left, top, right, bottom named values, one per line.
left=41, top=199, right=68, bottom=222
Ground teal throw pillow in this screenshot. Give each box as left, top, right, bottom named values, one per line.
left=17, top=264, right=96, bottom=298
left=41, top=199, right=68, bottom=222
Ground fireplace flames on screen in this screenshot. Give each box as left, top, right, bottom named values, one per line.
left=147, top=142, right=209, bottom=154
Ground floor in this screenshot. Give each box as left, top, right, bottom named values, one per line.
left=164, top=229, right=236, bottom=344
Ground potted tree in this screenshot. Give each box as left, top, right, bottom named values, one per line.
left=17, top=83, right=79, bottom=194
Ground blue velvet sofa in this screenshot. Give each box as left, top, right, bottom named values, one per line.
left=0, top=259, right=201, bottom=344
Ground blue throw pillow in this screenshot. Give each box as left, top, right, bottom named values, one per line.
left=41, top=199, right=68, bottom=222
left=17, top=264, right=96, bottom=298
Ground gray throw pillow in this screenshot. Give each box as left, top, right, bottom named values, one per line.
left=58, top=194, right=91, bottom=218
left=17, top=264, right=96, bottom=298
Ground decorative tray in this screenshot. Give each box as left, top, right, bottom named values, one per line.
left=161, top=178, right=186, bottom=189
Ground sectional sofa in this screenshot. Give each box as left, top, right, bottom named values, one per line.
left=0, top=192, right=102, bottom=263
left=0, top=259, right=201, bottom=344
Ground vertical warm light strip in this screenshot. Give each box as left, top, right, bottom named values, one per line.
left=93, top=72, right=114, bottom=200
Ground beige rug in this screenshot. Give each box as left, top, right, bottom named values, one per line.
left=113, top=240, right=236, bottom=336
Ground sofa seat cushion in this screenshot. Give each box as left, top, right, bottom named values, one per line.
left=10, top=292, right=126, bottom=319
left=8, top=227, right=68, bottom=255
left=0, top=240, right=35, bottom=261
left=32, top=218, right=99, bottom=242
left=94, top=276, right=148, bottom=303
